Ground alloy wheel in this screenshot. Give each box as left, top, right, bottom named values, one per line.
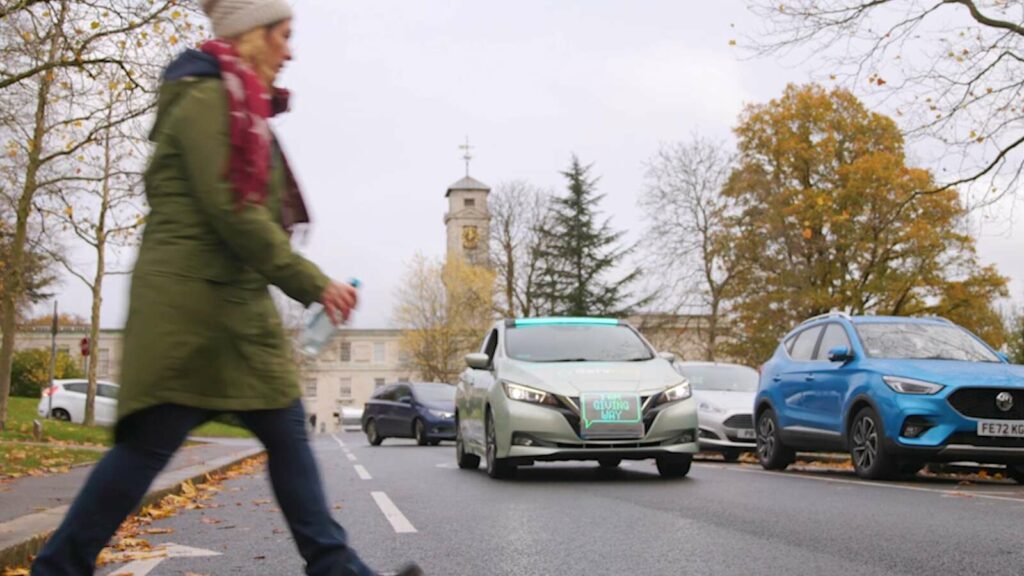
left=851, top=415, right=878, bottom=471
left=757, top=414, right=775, bottom=462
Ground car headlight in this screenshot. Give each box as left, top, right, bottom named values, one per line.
left=657, top=380, right=692, bottom=405
left=428, top=409, right=454, bottom=419
left=698, top=401, right=723, bottom=414
left=883, top=376, right=944, bottom=395
left=501, top=381, right=558, bottom=406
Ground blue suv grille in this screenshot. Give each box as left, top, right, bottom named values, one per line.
left=948, top=388, right=1024, bottom=420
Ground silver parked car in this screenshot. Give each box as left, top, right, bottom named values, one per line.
left=455, top=317, right=699, bottom=479
left=673, top=362, right=758, bottom=461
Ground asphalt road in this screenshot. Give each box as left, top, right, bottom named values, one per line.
left=98, top=431, right=1024, bottom=576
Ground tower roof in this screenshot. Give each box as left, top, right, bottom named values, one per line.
left=446, top=176, right=490, bottom=197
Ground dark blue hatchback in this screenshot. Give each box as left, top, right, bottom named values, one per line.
left=756, top=313, right=1024, bottom=481
left=362, top=382, right=456, bottom=446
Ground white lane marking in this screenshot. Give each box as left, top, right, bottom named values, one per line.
left=371, top=492, right=417, bottom=534
left=354, top=464, right=372, bottom=480
left=331, top=434, right=346, bottom=448
left=436, top=462, right=458, bottom=469
left=701, top=464, right=1024, bottom=504
left=109, top=544, right=219, bottom=576
left=346, top=453, right=358, bottom=461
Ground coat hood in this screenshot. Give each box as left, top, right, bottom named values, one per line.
left=150, top=50, right=221, bottom=140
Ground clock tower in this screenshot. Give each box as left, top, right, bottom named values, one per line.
left=444, top=175, right=491, bottom=267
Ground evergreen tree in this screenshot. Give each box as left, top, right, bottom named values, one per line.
left=533, top=156, right=643, bottom=317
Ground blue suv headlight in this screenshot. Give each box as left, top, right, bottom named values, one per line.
left=883, top=376, right=944, bottom=395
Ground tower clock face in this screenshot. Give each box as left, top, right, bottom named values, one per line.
left=461, top=225, right=479, bottom=250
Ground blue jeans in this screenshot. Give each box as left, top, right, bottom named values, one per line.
left=32, top=400, right=374, bottom=576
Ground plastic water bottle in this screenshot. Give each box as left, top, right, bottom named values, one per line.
left=298, top=278, right=360, bottom=357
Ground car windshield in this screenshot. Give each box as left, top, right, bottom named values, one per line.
left=412, top=383, right=456, bottom=403
left=856, top=322, right=1000, bottom=363
left=505, top=324, right=653, bottom=362
left=675, top=365, right=758, bottom=392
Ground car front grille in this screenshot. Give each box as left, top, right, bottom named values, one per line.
left=559, top=395, right=656, bottom=439
left=723, top=414, right=754, bottom=429
left=947, top=388, right=1024, bottom=420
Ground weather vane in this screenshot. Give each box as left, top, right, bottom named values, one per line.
left=459, top=136, right=474, bottom=177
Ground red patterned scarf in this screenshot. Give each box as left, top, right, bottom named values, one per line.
left=200, top=39, right=294, bottom=210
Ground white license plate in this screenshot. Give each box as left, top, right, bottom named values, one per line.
left=977, top=420, right=1024, bottom=438
left=737, top=429, right=756, bottom=440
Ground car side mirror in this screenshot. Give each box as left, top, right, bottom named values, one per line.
left=398, top=396, right=413, bottom=404
left=828, top=346, right=854, bottom=363
left=658, top=352, right=677, bottom=363
left=465, top=353, right=490, bottom=370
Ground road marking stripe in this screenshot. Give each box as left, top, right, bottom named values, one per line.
left=371, top=492, right=417, bottom=533
left=702, top=464, right=1024, bottom=504
left=331, top=434, right=346, bottom=448
left=354, top=464, right=372, bottom=480
left=346, top=453, right=357, bottom=461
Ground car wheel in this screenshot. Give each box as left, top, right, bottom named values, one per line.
left=756, top=409, right=795, bottom=470
left=365, top=420, right=383, bottom=446
left=849, top=407, right=897, bottom=480
left=1005, top=465, right=1024, bottom=484
left=485, top=410, right=515, bottom=479
left=414, top=419, right=428, bottom=446
left=598, top=458, right=622, bottom=469
left=455, top=416, right=480, bottom=470
left=51, top=408, right=71, bottom=422
left=429, top=439, right=442, bottom=446
left=722, top=449, right=741, bottom=463
left=656, top=455, right=692, bottom=478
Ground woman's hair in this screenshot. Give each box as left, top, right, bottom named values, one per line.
left=233, top=23, right=278, bottom=86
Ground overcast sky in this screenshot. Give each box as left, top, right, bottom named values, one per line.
left=42, top=0, right=1024, bottom=329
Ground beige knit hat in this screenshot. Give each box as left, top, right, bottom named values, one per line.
left=201, top=0, right=294, bottom=38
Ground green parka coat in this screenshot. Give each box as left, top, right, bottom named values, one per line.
left=117, top=76, right=328, bottom=422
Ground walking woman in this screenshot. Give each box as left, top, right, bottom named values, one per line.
left=32, top=2, right=421, bottom=575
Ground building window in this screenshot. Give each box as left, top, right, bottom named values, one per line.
left=96, top=349, right=110, bottom=377
left=464, top=198, right=475, bottom=208
left=338, top=378, right=352, bottom=398
left=373, top=342, right=386, bottom=363
left=304, top=379, right=317, bottom=397
left=374, top=377, right=386, bottom=388
left=339, top=342, right=351, bottom=362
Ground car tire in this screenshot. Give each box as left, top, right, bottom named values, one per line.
left=51, top=408, right=71, bottom=422
left=756, top=409, right=795, bottom=471
left=598, top=458, right=622, bottom=469
left=1005, top=465, right=1024, bottom=484
left=429, top=439, right=442, bottom=446
left=722, top=449, right=741, bottom=463
left=849, top=407, right=897, bottom=480
left=656, top=455, right=692, bottom=478
left=485, top=410, right=515, bottom=479
left=365, top=420, right=384, bottom=446
left=414, top=419, right=428, bottom=446
left=455, top=416, right=480, bottom=470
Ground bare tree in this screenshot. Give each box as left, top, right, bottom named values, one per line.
left=638, top=136, right=739, bottom=361
left=488, top=181, right=549, bottom=318
left=0, top=2, right=203, bottom=428
left=747, top=0, right=1024, bottom=203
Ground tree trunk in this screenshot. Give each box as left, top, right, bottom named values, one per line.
left=0, top=11, right=62, bottom=429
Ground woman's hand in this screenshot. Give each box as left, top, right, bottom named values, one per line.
left=321, top=281, right=358, bottom=325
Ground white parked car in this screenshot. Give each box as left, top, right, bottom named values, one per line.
left=673, top=362, right=759, bottom=462
left=37, top=379, right=119, bottom=426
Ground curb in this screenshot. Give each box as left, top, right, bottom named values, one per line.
left=0, top=447, right=265, bottom=570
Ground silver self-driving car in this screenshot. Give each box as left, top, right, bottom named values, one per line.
left=673, top=362, right=758, bottom=461
left=454, top=317, right=699, bottom=479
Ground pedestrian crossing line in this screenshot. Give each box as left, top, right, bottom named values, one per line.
left=371, top=491, right=417, bottom=534
left=354, top=464, right=372, bottom=480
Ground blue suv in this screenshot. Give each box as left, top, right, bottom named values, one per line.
left=756, top=313, right=1024, bottom=481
